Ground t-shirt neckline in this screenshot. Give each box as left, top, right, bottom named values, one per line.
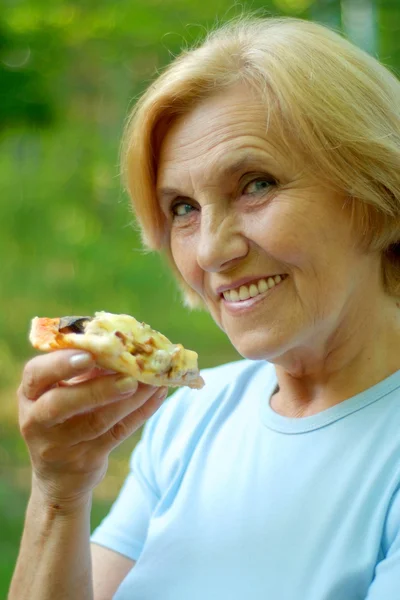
left=260, top=365, right=400, bottom=434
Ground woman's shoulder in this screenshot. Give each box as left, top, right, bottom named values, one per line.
left=166, top=357, right=270, bottom=415
left=201, top=356, right=271, bottom=387
left=179, top=356, right=273, bottom=412
left=137, top=358, right=273, bottom=459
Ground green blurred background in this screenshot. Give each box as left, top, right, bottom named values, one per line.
left=0, top=0, right=399, bottom=595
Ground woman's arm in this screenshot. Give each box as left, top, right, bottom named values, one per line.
left=9, top=490, right=137, bottom=600
left=8, top=487, right=93, bottom=600
left=8, top=349, right=167, bottom=600
left=91, top=544, right=135, bottom=600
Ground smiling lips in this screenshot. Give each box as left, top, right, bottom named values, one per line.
left=222, top=274, right=288, bottom=302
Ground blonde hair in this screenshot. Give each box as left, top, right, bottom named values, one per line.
left=122, top=16, right=400, bottom=308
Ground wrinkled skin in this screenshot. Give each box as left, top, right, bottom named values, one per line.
left=18, top=350, right=168, bottom=506
left=157, top=84, right=400, bottom=416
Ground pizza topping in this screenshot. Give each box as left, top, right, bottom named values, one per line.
left=130, top=341, right=154, bottom=356
left=150, top=349, right=172, bottom=373
left=114, top=330, right=128, bottom=343
left=58, top=316, right=92, bottom=334
left=136, top=358, right=145, bottom=372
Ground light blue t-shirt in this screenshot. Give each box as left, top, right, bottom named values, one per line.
left=91, top=359, right=400, bottom=599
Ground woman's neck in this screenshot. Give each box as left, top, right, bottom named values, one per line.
left=270, top=295, right=400, bottom=418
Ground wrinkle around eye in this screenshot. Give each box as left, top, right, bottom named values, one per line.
left=168, top=201, right=200, bottom=232
left=242, top=178, right=275, bottom=196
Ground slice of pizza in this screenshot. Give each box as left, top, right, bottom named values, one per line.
left=29, top=311, right=205, bottom=389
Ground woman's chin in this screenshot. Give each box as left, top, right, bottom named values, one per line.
left=230, top=334, right=285, bottom=362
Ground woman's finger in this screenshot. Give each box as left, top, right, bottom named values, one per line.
left=97, top=386, right=169, bottom=451
left=21, top=350, right=95, bottom=400
left=32, top=373, right=143, bottom=427
left=59, top=367, right=116, bottom=387
left=53, top=385, right=168, bottom=444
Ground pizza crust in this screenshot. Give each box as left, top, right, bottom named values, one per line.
left=29, top=312, right=205, bottom=390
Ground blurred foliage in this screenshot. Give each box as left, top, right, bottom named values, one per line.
left=0, top=0, right=399, bottom=596
left=0, top=19, right=55, bottom=130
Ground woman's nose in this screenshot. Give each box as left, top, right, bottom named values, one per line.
left=196, top=210, right=248, bottom=272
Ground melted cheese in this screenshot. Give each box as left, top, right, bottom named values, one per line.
left=84, top=311, right=182, bottom=375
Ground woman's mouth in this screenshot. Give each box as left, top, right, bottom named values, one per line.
left=222, top=274, right=288, bottom=302
left=221, top=274, right=288, bottom=313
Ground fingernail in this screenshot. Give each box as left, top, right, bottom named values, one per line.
left=69, top=353, right=93, bottom=369
left=155, top=386, right=168, bottom=401
left=115, top=376, right=138, bottom=394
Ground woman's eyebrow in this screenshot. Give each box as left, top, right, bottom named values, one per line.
left=221, top=154, right=272, bottom=177
left=157, top=152, right=274, bottom=201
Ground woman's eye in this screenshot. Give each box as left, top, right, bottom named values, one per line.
left=171, top=202, right=195, bottom=218
left=243, top=178, right=275, bottom=195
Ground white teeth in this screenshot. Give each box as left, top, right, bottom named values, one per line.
left=249, top=284, right=259, bottom=297
left=239, top=286, right=250, bottom=300
left=258, top=279, right=268, bottom=293
left=222, top=275, right=287, bottom=303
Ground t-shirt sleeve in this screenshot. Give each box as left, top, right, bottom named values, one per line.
left=90, top=387, right=189, bottom=561
left=365, top=486, right=400, bottom=598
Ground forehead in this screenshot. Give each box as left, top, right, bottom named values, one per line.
left=156, top=86, right=286, bottom=187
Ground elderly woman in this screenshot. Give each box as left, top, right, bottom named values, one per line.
left=9, top=16, right=400, bottom=600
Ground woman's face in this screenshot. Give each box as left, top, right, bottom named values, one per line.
left=156, top=86, right=381, bottom=361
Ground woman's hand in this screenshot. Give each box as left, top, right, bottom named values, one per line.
left=18, top=349, right=168, bottom=508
